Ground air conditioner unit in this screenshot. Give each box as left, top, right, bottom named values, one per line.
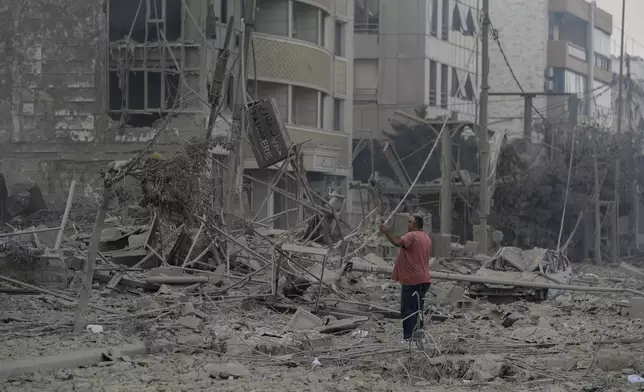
left=545, top=80, right=554, bottom=92
left=545, top=67, right=554, bottom=79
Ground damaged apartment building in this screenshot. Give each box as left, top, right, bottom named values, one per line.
left=0, top=0, right=354, bottom=229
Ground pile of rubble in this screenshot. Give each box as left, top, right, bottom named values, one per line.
left=3, top=193, right=644, bottom=391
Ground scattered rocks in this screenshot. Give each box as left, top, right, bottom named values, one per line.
left=206, top=362, right=251, bottom=379
left=596, top=349, right=635, bottom=371
left=466, top=355, right=507, bottom=381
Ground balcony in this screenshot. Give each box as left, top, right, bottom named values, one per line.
left=335, top=0, right=349, bottom=18
left=547, top=40, right=613, bottom=84
left=297, top=0, right=332, bottom=13
left=548, top=0, right=612, bottom=34
left=567, top=42, right=586, bottom=61
left=248, top=33, right=332, bottom=93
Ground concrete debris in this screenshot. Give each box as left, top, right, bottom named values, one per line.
left=596, top=350, right=635, bottom=372
left=206, top=362, right=251, bottom=379
left=176, top=316, right=201, bottom=331
left=4, top=174, right=644, bottom=392
left=283, top=308, right=324, bottom=332
left=466, top=355, right=507, bottom=381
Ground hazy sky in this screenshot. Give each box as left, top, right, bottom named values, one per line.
left=595, top=0, right=644, bottom=57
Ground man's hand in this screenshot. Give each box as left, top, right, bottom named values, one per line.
left=379, top=221, right=387, bottom=234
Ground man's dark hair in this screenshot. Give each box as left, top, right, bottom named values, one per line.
left=412, top=215, right=423, bottom=229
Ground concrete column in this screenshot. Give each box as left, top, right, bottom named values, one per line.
left=287, top=0, right=294, bottom=38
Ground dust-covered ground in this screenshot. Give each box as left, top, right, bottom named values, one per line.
left=1, top=262, right=643, bottom=392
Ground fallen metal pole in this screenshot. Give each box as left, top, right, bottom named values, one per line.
left=350, top=263, right=644, bottom=296
left=0, top=226, right=61, bottom=238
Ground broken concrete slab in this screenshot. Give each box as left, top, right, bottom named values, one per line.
left=466, top=355, right=506, bottom=381
left=206, top=362, right=251, bottom=379
left=628, top=297, right=644, bottom=318
left=176, top=315, right=201, bottom=331
left=283, top=308, right=324, bottom=332
left=542, top=357, right=578, bottom=371
left=180, top=302, right=195, bottom=316
left=363, top=253, right=388, bottom=268
left=596, top=349, right=635, bottom=371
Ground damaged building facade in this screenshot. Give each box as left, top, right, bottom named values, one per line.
left=239, top=0, right=355, bottom=227
left=0, top=0, right=354, bottom=228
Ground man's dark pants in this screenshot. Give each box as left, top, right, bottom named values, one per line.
left=400, top=283, right=431, bottom=340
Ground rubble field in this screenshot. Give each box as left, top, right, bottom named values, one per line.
left=1, top=203, right=644, bottom=392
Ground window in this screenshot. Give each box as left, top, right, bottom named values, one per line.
left=595, top=54, right=611, bottom=71
left=451, top=67, right=459, bottom=97
left=430, top=0, right=438, bottom=37
left=594, top=27, right=611, bottom=58
left=354, top=0, right=379, bottom=33
left=565, top=70, right=587, bottom=96
left=464, top=9, right=476, bottom=36
left=440, top=64, right=448, bottom=109
left=335, top=22, right=345, bottom=57
left=220, top=0, right=228, bottom=21
left=320, top=14, right=326, bottom=47
left=452, top=3, right=462, bottom=31
left=463, top=74, right=474, bottom=101
left=109, top=0, right=182, bottom=43
left=441, top=0, right=449, bottom=41
left=333, top=98, right=344, bottom=131
left=108, top=70, right=180, bottom=124
left=108, top=0, right=187, bottom=128
left=429, top=60, right=437, bottom=107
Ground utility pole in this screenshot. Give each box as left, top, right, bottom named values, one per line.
left=227, top=0, right=256, bottom=216
left=613, top=0, right=626, bottom=263
left=477, top=0, right=490, bottom=254
left=589, top=0, right=601, bottom=264
left=440, top=111, right=458, bottom=236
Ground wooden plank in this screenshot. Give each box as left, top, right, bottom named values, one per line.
left=100, top=272, right=124, bottom=297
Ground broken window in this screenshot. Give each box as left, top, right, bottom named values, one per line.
left=440, top=64, right=448, bottom=109
left=464, top=9, right=476, bottom=36
left=109, top=0, right=182, bottom=43
left=451, top=67, right=459, bottom=97
left=463, top=74, right=474, bottom=101
left=429, top=60, right=437, bottom=107
left=441, top=0, right=449, bottom=41
left=452, top=3, right=462, bottom=31
left=108, top=68, right=181, bottom=126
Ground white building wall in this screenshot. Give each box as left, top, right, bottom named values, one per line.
left=354, top=0, right=479, bottom=140
left=487, top=0, right=549, bottom=140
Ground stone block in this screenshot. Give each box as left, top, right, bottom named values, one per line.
left=628, top=297, right=644, bottom=318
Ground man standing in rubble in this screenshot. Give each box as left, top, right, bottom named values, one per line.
left=379, top=216, right=431, bottom=343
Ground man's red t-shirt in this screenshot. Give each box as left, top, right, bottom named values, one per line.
left=392, top=231, right=432, bottom=285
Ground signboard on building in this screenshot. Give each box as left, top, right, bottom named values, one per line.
left=247, top=98, right=292, bottom=169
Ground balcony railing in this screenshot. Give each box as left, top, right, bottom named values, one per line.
left=354, top=23, right=379, bottom=33
left=354, top=88, right=377, bottom=103
left=567, top=42, right=587, bottom=61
